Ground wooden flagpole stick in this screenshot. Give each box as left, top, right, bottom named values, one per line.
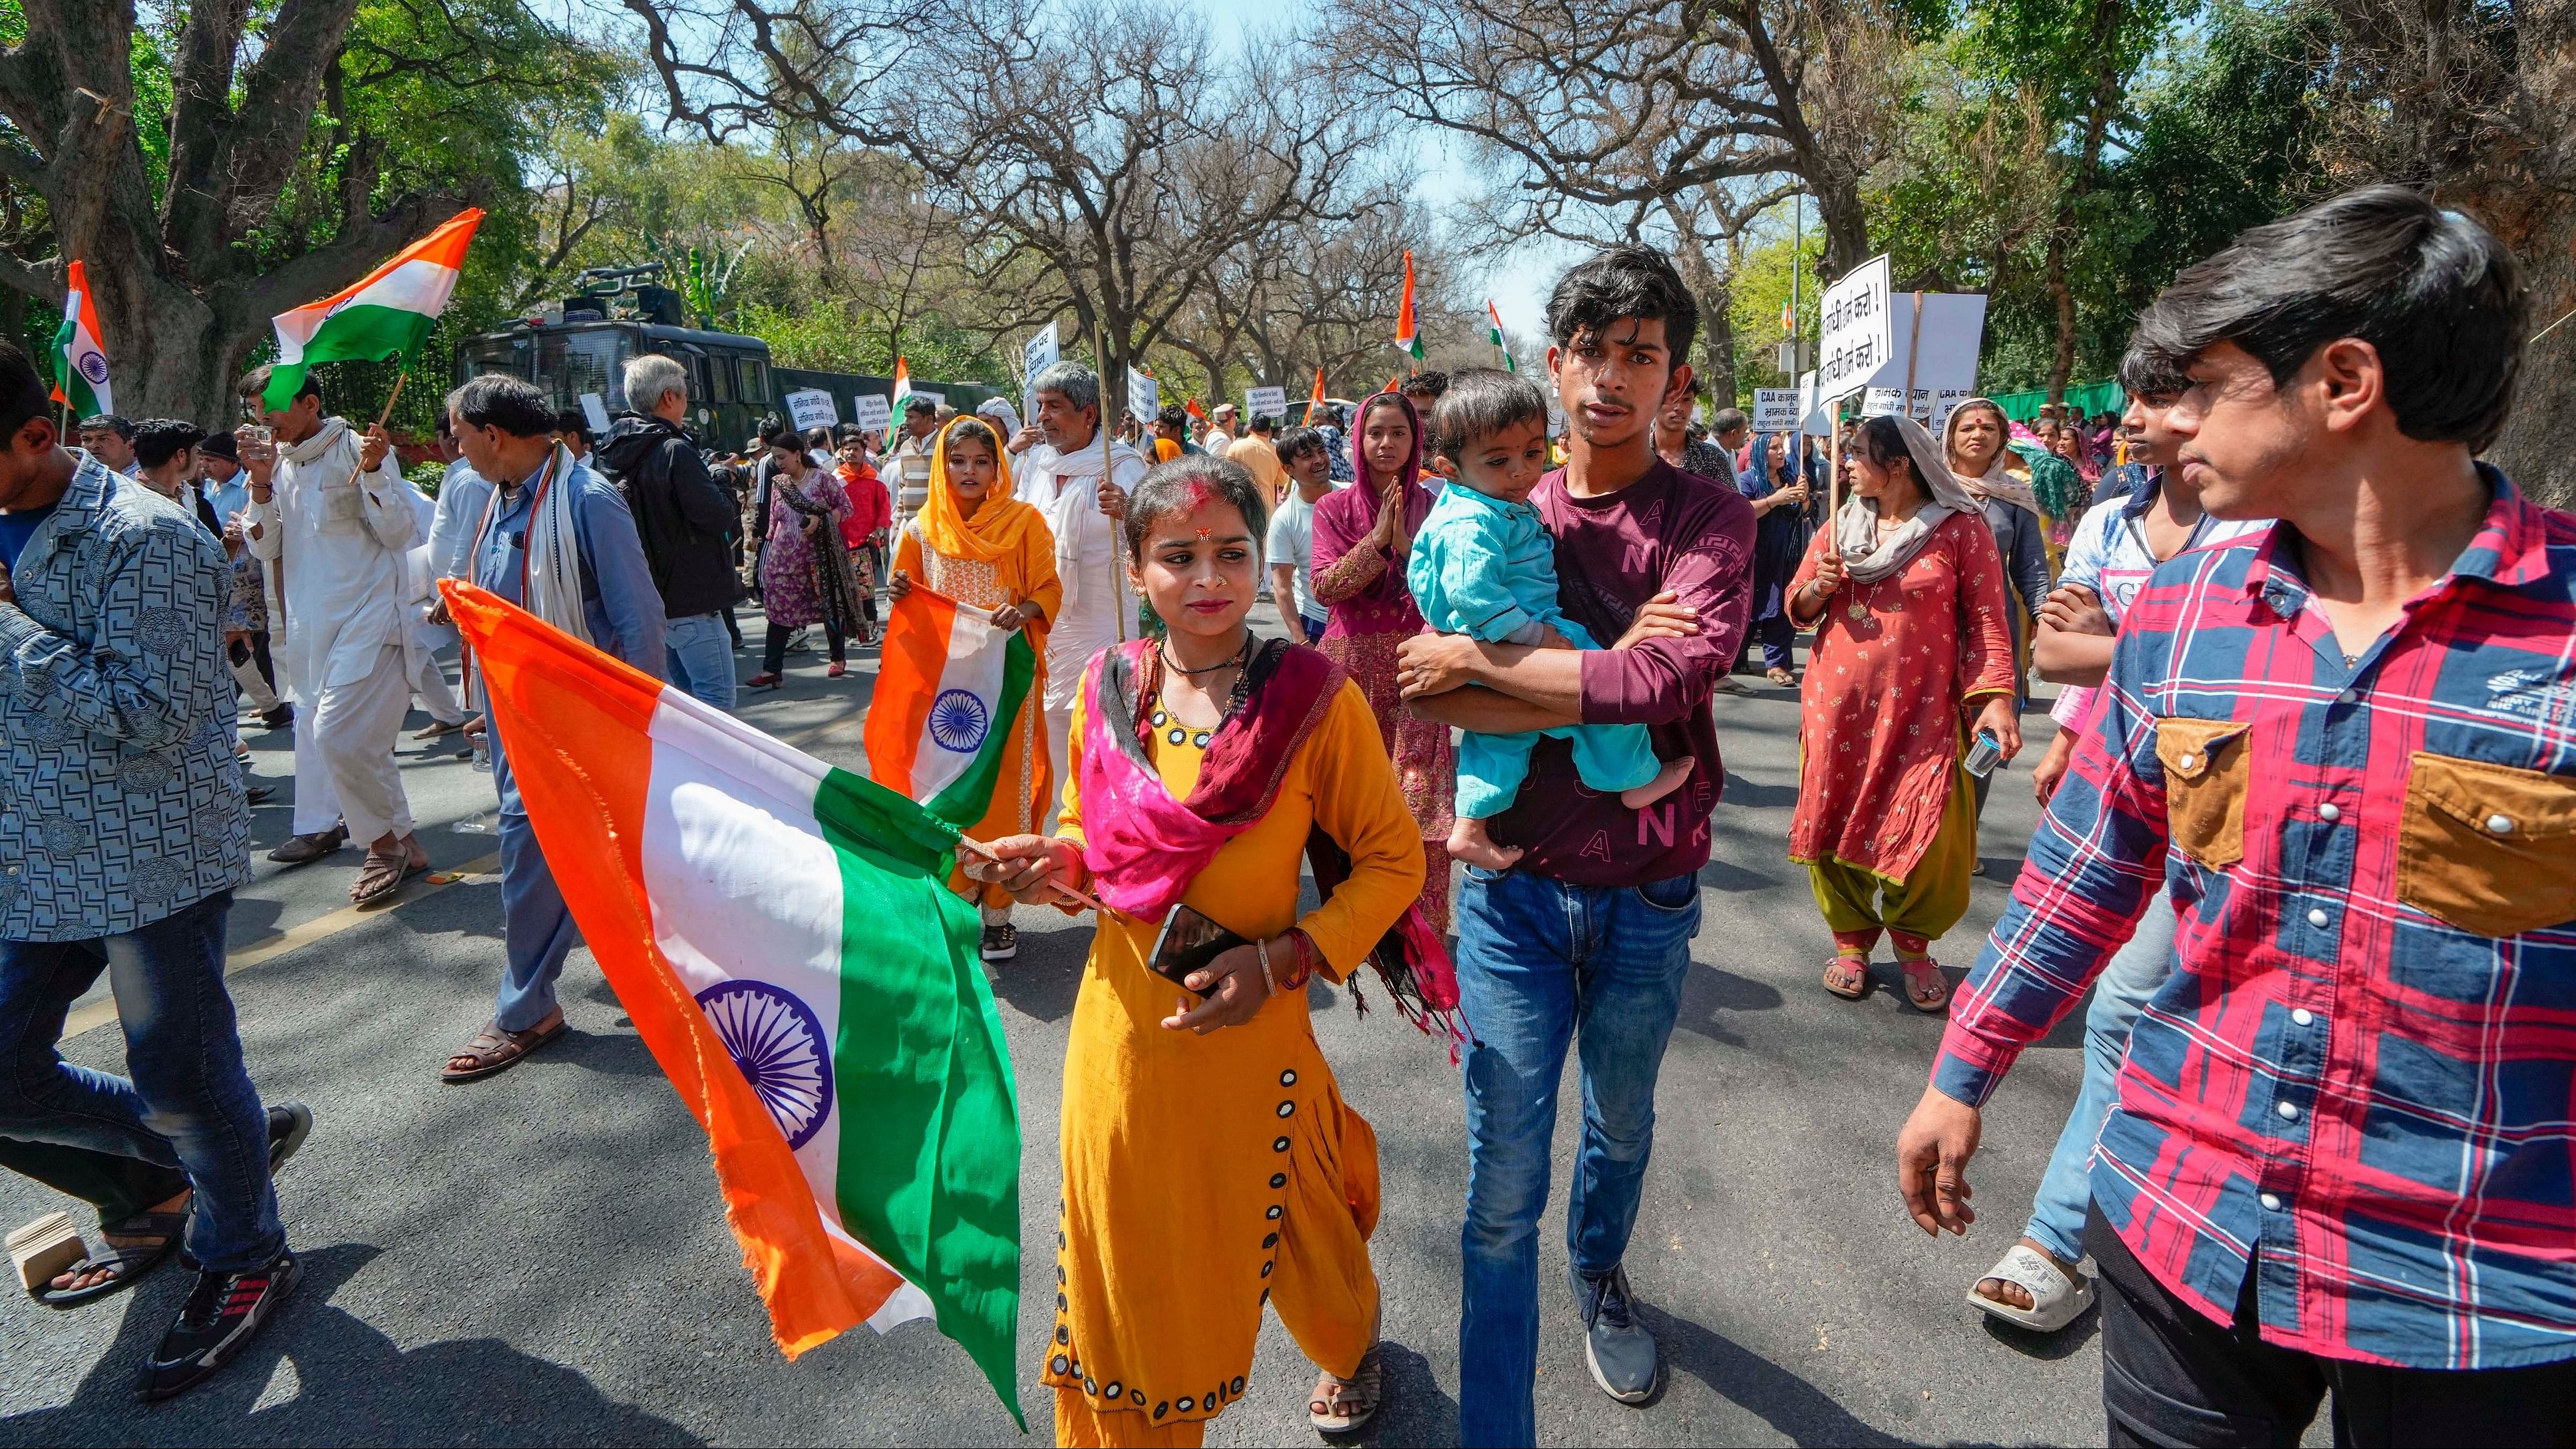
left=375, top=367, right=409, bottom=428
left=1093, top=325, right=1128, bottom=644
left=1902, top=291, right=1925, bottom=425
left=957, top=834, right=1109, bottom=915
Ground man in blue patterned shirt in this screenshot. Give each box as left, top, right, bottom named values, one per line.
left=1898, top=189, right=2576, bottom=1441
left=0, top=343, right=310, bottom=1400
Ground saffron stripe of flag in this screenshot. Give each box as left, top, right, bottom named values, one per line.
left=51, top=260, right=111, bottom=418
left=443, top=582, right=1025, bottom=1428
left=862, top=585, right=1036, bottom=828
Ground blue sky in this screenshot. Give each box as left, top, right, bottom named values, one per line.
left=1178, top=0, right=1576, bottom=343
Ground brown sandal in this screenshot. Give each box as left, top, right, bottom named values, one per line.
left=1900, top=958, right=1952, bottom=1014
left=1309, top=1345, right=1383, bottom=1435
left=350, top=844, right=426, bottom=907
left=441, top=1013, right=567, bottom=1083
left=1821, top=954, right=1869, bottom=1000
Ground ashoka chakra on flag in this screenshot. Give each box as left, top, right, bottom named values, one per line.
left=695, top=980, right=834, bottom=1150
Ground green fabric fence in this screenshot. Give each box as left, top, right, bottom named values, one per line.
left=1987, top=378, right=2127, bottom=421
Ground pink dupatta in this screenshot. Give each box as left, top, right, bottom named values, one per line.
left=1075, top=637, right=1464, bottom=1040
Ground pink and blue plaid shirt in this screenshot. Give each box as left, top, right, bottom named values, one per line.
left=1936, top=470, right=2576, bottom=1370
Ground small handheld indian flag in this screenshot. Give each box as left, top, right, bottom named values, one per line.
left=50, top=261, right=112, bottom=419
left=864, top=586, right=1038, bottom=829
left=1395, top=249, right=1423, bottom=362
left=442, top=582, right=1024, bottom=1427
left=264, top=208, right=483, bottom=411
left=1306, top=366, right=1326, bottom=423
left=889, top=355, right=914, bottom=421
left=1486, top=300, right=1516, bottom=373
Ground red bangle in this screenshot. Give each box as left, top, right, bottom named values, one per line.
left=1276, top=929, right=1316, bottom=992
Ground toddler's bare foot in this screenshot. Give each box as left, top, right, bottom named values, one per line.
left=1620, top=756, right=1695, bottom=809
left=1447, top=816, right=1525, bottom=871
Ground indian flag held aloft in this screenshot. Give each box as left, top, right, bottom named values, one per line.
left=263, top=208, right=484, bottom=412
left=1395, top=249, right=1423, bottom=363
left=441, top=581, right=1025, bottom=1427
left=1487, top=300, right=1516, bottom=373
left=864, top=584, right=1036, bottom=830
left=51, top=260, right=111, bottom=419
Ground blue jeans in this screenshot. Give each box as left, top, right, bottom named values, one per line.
left=2022, top=889, right=2179, bottom=1264
left=663, top=611, right=737, bottom=713
left=490, top=716, right=582, bottom=1034
left=0, top=892, right=283, bottom=1272
left=1455, top=865, right=1701, bottom=1447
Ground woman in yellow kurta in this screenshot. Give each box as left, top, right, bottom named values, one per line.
left=962, top=455, right=1425, bottom=1446
left=888, top=416, right=1063, bottom=961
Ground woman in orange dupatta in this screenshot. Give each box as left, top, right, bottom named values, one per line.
left=888, top=415, right=1063, bottom=960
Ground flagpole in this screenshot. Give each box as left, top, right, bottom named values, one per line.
left=1092, top=321, right=1128, bottom=645
left=375, top=367, right=409, bottom=429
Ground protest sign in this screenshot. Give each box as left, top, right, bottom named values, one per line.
left=1022, top=323, right=1057, bottom=425
left=1244, top=385, right=1288, bottom=422
left=1752, top=389, right=1801, bottom=432
left=579, top=392, right=612, bottom=435
left=852, top=392, right=892, bottom=436
left=1815, top=254, right=1893, bottom=401
left=784, top=388, right=838, bottom=431
left=1855, top=293, right=1988, bottom=425
left=1127, top=367, right=1158, bottom=421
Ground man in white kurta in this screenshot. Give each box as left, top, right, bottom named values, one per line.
left=1006, top=361, right=1147, bottom=828
left=239, top=370, right=429, bottom=902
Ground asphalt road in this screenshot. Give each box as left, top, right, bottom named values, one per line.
left=1, top=604, right=2185, bottom=1446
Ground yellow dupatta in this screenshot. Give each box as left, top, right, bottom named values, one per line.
left=916, top=415, right=1047, bottom=566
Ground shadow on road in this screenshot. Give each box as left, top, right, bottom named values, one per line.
left=1647, top=1305, right=1920, bottom=1448
left=0, top=1244, right=699, bottom=1448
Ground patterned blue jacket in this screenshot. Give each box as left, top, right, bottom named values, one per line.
left=0, top=455, right=250, bottom=940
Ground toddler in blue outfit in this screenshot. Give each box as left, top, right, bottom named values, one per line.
left=1405, top=369, right=1691, bottom=869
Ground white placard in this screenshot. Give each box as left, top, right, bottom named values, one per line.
left=1022, top=323, right=1059, bottom=387
left=851, top=393, right=892, bottom=435
left=1815, top=254, right=1894, bottom=401
left=1796, top=370, right=1826, bottom=434
left=578, top=392, right=612, bottom=434
left=783, top=387, right=838, bottom=431
left=1855, top=293, right=1988, bottom=426
left=1244, top=385, right=1288, bottom=422
left=1127, top=367, right=1159, bottom=421
left=1752, top=388, right=1802, bottom=432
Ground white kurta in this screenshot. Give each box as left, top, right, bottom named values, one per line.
left=246, top=420, right=420, bottom=699
left=1015, top=437, right=1147, bottom=712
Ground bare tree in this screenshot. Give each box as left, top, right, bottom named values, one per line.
left=1335, top=0, right=1911, bottom=280
left=890, top=0, right=1387, bottom=390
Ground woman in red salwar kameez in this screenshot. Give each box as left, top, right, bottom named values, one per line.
left=1786, top=413, right=2021, bottom=1014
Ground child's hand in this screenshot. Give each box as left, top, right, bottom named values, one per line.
left=1613, top=590, right=1698, bottom=649
left=887, top=570, right=913, bottom=600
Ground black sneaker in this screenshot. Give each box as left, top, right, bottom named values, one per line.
left=136, top=1250, right=300, bottom=1402
left=980, top=923, right=1018, bottom=962
left=1572, top=1264, right=1660, bottom=1404
left=266, top=1102, right=312, bottom=1174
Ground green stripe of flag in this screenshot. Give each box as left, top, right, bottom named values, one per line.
left=263, top=302, right=441, bottom=411
left=810, top=766, right=1025, bottom=1429
left=922, top=630, right=1037, bottom=829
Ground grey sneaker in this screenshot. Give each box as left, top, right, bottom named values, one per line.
left=980, top=923, right=1018, bottom=962
left=1572, top=1264, right=1659, bottom=1404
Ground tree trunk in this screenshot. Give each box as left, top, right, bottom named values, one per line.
left=1811, top=170, right=1873, bottom=276
left=2470, top=4, right=2576, bottom=509
left=1700, top=290, right=1739, bottom=406
left=2044, top=229, right=2078, bottom=405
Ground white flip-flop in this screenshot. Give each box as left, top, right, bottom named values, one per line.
left=1970, top=1243, right=2094, bottom=1332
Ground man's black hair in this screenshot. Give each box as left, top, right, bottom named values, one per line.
left=1275, top=425, right=1327, bottom=467
left=200, top=430, right=240, bottom=463
left=1249, top=413, right=1277, bottom=434
left=1710, top=406, right=1749, bottom=436
left=0, top=343, right=52, bottom=441
left=556, top=409, right=594, bottom=444
left=1431, top=367, right=1550, bottom=463
left=805, top=425, right=832, bottom=451
left=447, top=375, right=559, bottom=438
left=1156, top=402, right=1187, bottom=430
left=2121, top=185, right=2527, bottom=449
left=902, top=395, right=936, bottom=415
left=758, top=414, right=802, bottom=449
left=1401, top=370, right=1450, bottom=402
left=835, top=422, right=869, bottom=444
left=1546, top=244, right=1700, bottom=365
left=131, top=418, right=207, bottom=470
left=236, top=363, right=321, bottom=408
left=79, top=413, right=134, bottom=440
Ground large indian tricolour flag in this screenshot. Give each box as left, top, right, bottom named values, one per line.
left=442, top=582, right=1024, bottom=1428
left=263, top=208, right=483, bottom=411
left=864, top=585, right=1035, bottom=829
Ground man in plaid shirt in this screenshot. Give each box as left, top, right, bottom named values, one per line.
left=1898, top=186, right=2576, bottom=1442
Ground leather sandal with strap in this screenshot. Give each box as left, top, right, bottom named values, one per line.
left=350, top=843, right=427, bottom=908
left=1821, top=954, right=1869, bottom=1001
left=1309, top=1345, right=1383, bottom=1436
left=441, top=1013, right=567, bottom=1084
left=34, top=1201, right=188, bottom=1309
left=1900, top=957, right=1952, bottom=1014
